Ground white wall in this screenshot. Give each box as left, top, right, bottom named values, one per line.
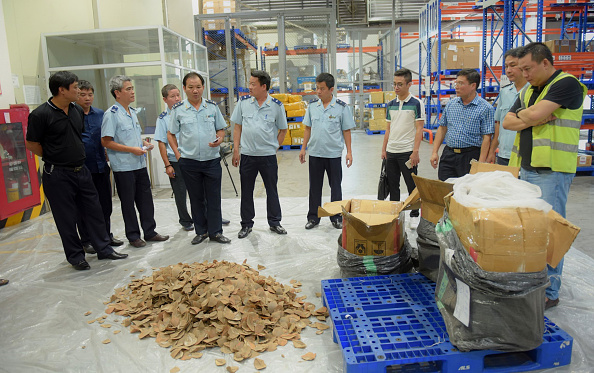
left=0, top=0, right=16, bottom=108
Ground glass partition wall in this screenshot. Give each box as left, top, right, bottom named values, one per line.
left=42, top=26, right=208, bottom=134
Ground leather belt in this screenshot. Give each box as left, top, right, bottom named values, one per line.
left=447, top=146, right=480, bottom=154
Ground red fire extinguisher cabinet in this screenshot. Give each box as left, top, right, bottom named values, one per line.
left=0, top=105, right=41, bottom=220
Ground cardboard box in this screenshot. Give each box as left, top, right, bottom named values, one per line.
left=368, top=119, right=387, bottom=131
left=288, top=122, right=303, bottom=131
left=284, top=102, right=306, bottom=112
left=547, top=209, right=580, bottom=268
left=412, top=175, right=453, bottom=224
left=281, top=134, right=291, bottom=146
left=318, top=199, right=409, bottom=256
left=384, top=91, right=396, bottom=103
left=204, top=19, right=239, bottom=30
left=372, top=108, right=386, bottom=119
left=577, top=154, right=592, bottom=167
left=460, top=42, right=480, bottom=69
left=469, top=161, right=520, bottom=178
left=290, top=129, right=304, bottom=138
left=370, top=92, right=384, bottom=104
left=433, top=39, right=480, bottom=70
left=292, top=137, right=304, bottom=146
left=287, top=109, right=305, bottom=118
left=545, top=39, right=577, bottom=53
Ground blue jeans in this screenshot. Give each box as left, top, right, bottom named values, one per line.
left=520, top=168, right=574, bottom=300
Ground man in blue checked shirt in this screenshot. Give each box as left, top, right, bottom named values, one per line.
left=299, top=73, right=354, bottom=230
left=486, top=48, right=528, bottom=166
left=430, top=69, right=495, bottom=181
left=75, top=80, right=123, bottom=254
left=101, top=75, right=169, bottom=248
left=168, top=72, right=231, bottom=245
left=231, top=70, right=288, bottom=239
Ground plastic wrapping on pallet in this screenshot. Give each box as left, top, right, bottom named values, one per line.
left=336, top=234, right=413, bottom=278
left=416, top=217, right=440, bottom=282
left=434, top=211, right=548, bottom=352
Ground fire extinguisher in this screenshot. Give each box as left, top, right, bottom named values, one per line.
left=20, top=172, right=32, bottom=196
left=586, top=142, right=592, bottom=152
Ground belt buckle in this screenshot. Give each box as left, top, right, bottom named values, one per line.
left=74, top=166, right=83, bottom=172
left=453, top=148, right=461, bottom=154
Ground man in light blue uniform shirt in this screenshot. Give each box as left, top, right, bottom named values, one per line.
left=231, top=70, right=288, bottom=239
left=101, top=75, right=169, bottom=248
left=155, top=84, right=194, bottom=231
left=488, top=48, right=529, bottom=166
left=299, top=73, right=354, bottom=230
left=169, top=72, right=231, bottom=245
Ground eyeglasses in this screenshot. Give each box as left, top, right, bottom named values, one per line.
left=392, top=83, right=406, bottom=88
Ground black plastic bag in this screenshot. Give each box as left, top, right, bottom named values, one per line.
left=416, top=217, right=440, bottom=282
left=435, top=211, right=548, bottom=352
left=337, top=233, right=413, bottom=277
left=378, top=159, right=389, bottom=200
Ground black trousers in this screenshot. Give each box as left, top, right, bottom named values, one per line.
left=386, top=151, right=419, bottom=217
left=77, top=167, right=113, bottom=245
left=438, top=146, right=481, bottom=181
left=239, top=154, right=281, bottom=228
left=113, top=168, right=157, bottom=242
left=169, top=161, right=193, bottom=227
left=496, top=156, right=510, bottom=166
left=43, top=164, right=113, bottom=265
left=308, top=156, right=342, bottom=223
left=179, top=157, right=222, bottom=236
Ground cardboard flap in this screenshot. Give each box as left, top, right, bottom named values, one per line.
left=318, top=200, right=351, bottom=217
left=412, top=175, right=453, bottom=224
left=469, top=160, right=520, bottom=178
left=351, top=200, right=403, bottom=215
left=547, top=210, right=580, bottom=268
left=402, top=188, right=421, bottom=211
left=350, top=212, right=398, bottom=226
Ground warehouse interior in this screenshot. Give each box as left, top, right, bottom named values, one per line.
left=1, top=0, right=594, bottom=372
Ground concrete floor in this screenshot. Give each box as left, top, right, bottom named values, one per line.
left=156, top=130, right=593, bottom=259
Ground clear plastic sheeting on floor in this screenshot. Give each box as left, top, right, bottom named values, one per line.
left=1, top=196, right=593, bottom=373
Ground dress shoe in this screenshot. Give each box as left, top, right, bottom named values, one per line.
left=147, top=234, right=169, bottom=242
left=210, top=233, right=231, bottom=244
left=222, top=218, right=230, bottom=226
left=73, top=260, right=91, bottom=270
left=191, top=234, right=208, bottom=245
left=109, top=237, right=124, bottom=247
left=82, top=243, right=96, bottom=254
left=332, top=221, right=343, bottom=230
left=238, top=226, right=252, bottom=239
left=182, top=224, right=194, bottom=231
left=545, top=297, right=560, bottom=310
left=98, top=251, right=128, bottom=260
left=130, top=239, right=146, bottom=248
left=305, top=220, right=319, bottom=230
left=269, top=225, right=287, bottom=235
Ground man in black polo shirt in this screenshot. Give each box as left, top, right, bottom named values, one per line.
left=26, top=71, right=128, bottom=270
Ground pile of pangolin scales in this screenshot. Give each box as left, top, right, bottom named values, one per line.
left=104, top=260, right=330, bottom=365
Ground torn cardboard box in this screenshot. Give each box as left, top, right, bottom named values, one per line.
left=318, top=199, right=415, bottom=257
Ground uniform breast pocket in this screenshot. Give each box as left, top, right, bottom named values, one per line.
left=328, top=117, right=342, bottom=134
left=180, top=118, right=195, bottom=135
left=119, top=123, right=136, bottom=141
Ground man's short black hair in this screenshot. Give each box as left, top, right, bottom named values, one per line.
left=394, top=68, right=412, bottom=84
left=517, top=42, right=554, bottom=66
left=503, top=47, right=523, bottom=60
left=78, top=80, right=94, bottom=93
left=183, top=72, right=204, bottom=87
left=315, top=72, right=335, bottom=89
left=457, top=68, right=480, bottom=88
left=161, top=84, right=179, bottom=98
left=251, top=70, right=271, bottom=91
left=49, top=71, right=78, bottom=97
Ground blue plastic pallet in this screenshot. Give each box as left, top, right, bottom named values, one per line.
left=322, top=273, right=573, bottom=373
left=366, top=129, right=385, bottom=135
left=278, top=145, right=301, bottom=150
left=365, top=103, right=387, bottom=108
left=287, top=116, right=304, bottom=122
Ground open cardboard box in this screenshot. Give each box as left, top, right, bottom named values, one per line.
left=412, top=162, right=580, bottom=272
left=318, top=194, right=419, bottom=257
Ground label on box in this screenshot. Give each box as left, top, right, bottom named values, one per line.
left=453, top=279, right=470, bottom=327
left=448, top=44, right=458, bottom=51
left=205, top=8, right=215, bottom=14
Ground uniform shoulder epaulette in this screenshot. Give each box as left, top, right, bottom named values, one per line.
left=502, top=82, right=514, bottom=89
left=130, top=107, right=136, bottom=112
left=158, top=111, right=167, bottom=119
left=271, top=97, right=282, bottom=106
left=336, top=99, right=347, bottom=107
left=205, top=99, right=216, bottom=105
left=309, top=98, right=319, bottom=104
left=172, top=101, right=184, bottom=109
left=110, top=105, right=118, bottom=113
left=240, top=95, right=252, bottom=101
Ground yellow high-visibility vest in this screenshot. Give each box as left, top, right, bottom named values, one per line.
left=509, top=72, right=586, bottom=173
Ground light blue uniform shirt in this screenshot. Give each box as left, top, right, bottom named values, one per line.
left=303, top=96, right=355, bottom=158
left=168, top=98, right=227, bottom=161
left=101, top=102, right=145, bottom=172
left=154, top=108, right=176, bottom=162
left=494, top=83, right=528, bottom=159
left=230, top=94, right=288, bottom=156
left=439, top=94, right=495, bottom=148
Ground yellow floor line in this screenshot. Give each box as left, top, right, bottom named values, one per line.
left=0, top=232, right=59, bottom=248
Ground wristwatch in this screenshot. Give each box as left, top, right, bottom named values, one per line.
left=515, top=107, right=525, bottom=118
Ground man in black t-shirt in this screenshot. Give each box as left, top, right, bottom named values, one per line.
left=503, top=43, right=586, bottom=310
left=26, top=71, right=128, bottom=270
